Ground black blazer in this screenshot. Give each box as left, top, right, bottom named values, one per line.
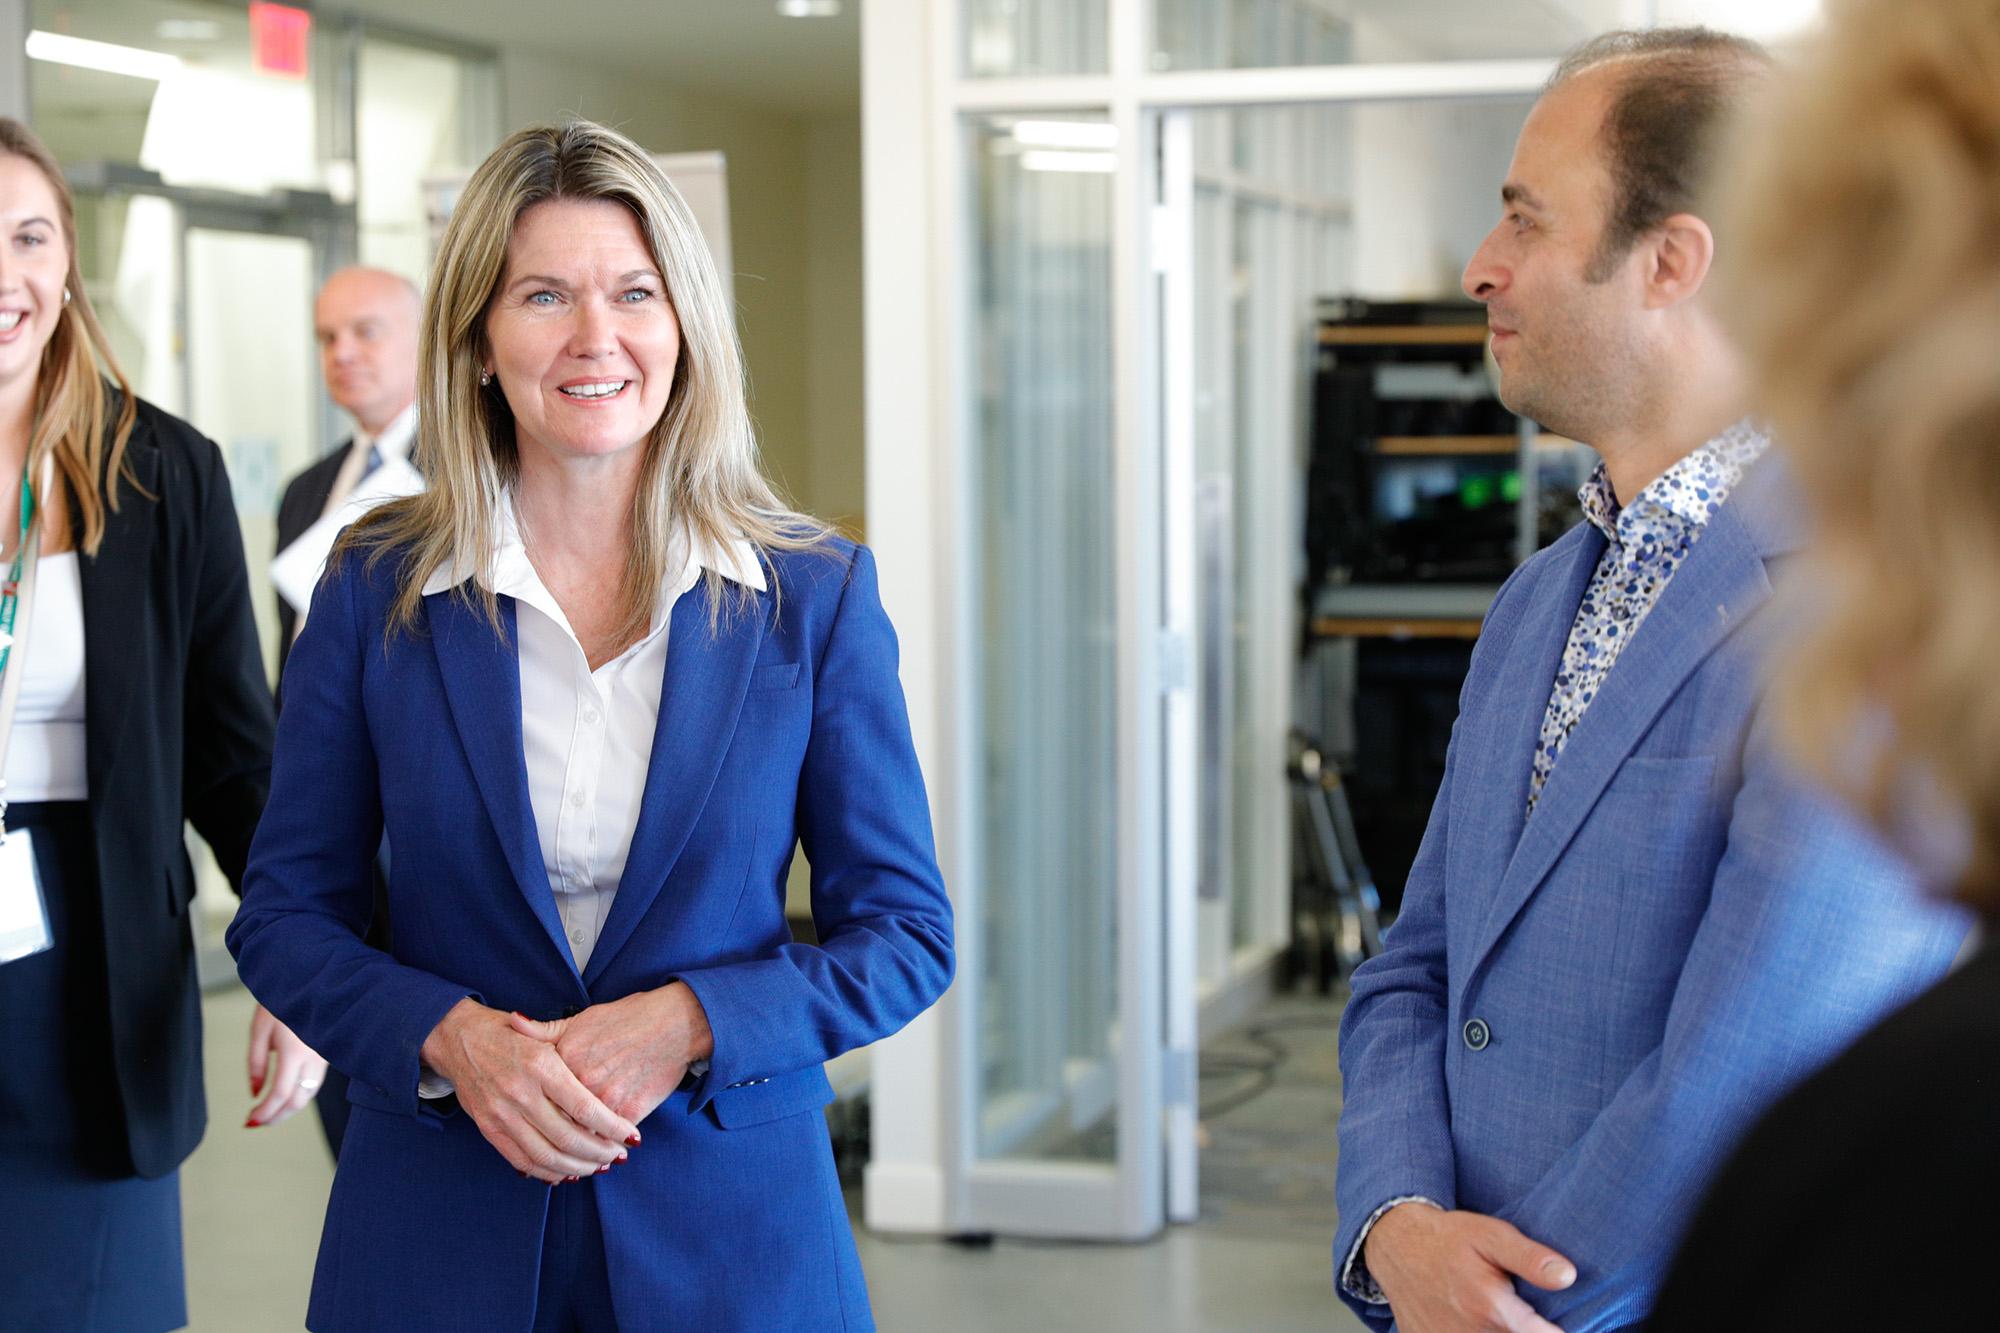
left=74, top=395, right=275, bottom=1178
left=1649, top=936, right=1999, bottom=1331
left=272, top=440, right=349, bottom=684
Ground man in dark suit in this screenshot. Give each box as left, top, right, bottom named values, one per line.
left=275, top=265, right=418, bottom=1157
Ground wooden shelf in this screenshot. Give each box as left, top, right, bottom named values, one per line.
left=1375, top=435, right=1516, bottom=456
left=1368, top=433, right=1586, bottom=457
left=1318, top=324, right=1487, bottom=346
left=1312, top=615, right=1484, bottom=641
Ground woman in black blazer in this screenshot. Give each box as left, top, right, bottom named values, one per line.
left=1649, top=1, right=2000, bottom=1326
left=0, top=118, right=321, bottom=1331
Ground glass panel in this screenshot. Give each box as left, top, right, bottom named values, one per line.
left=70, top=190, right=183, bottom=415
left=966, top=113, right=1119, bottom=1164
left=357, top=34, right=500, bottom=280
left=29, top=0, right=329, bottom=192
left=185, top=227, right=319, bottom=676
left=1179, top=97, right=1532, bottom=952
left=964, top=0, right=1109, bottom=77
left=1152, top=0, right=1625, bottom=72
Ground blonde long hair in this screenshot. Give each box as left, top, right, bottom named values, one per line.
left=0, top=118, right=139, bottom=552
left=345, top=119, right=826, bottom=641
left=1718, top=0, right=2000, bottom=908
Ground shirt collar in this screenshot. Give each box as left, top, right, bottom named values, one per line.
left=1578, top=418, right=1771, bottom=545
left=419, top=492, right=768, bottom=606
left=354, top=402, right=418, bottom=464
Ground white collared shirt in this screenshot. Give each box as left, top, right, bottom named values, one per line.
left=321, top=402, right=418, bottom=520
left=419, top=496, right=766, bottom=973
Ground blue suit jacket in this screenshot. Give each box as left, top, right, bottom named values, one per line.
left=228, top=538, right=953, bottom=1332
left=1331, top=461, right=1965, bottom=1331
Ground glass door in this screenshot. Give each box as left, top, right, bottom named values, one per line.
left=956, top=109, right=1168, bottom=1240
left=70, top=175, right=345, bottom=971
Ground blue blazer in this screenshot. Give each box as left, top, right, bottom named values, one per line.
left=1331, top=461, right=1965, bottom=1332
left=228, top=537, right=953, bottom=1332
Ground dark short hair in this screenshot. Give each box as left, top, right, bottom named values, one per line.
left=1550, top=28, right=1773, bottom=281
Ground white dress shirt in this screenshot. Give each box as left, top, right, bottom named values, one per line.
left=413, top=499, right=760, bottom=1099
left=2, top=551, right=87, bottom=802
left=321, top=402, right=417, bottom=520
left=426, top=496, right=764, bottom=931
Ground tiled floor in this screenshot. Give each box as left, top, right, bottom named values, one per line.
left=180, top=986, right=1366, bottom=1332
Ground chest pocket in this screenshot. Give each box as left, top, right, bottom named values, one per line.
left=750, top=661, right=801, bottom=691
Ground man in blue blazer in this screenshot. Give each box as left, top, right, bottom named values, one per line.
left=1333, top=30, right=1967, bottom=1333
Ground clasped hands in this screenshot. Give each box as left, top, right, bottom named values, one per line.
left=1364, top=1201, right=1577, bottom=1333
left=420, top=982, right=714, bottom=1184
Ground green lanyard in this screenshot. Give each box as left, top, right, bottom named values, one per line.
left=0, top=467, right=37, bottom=684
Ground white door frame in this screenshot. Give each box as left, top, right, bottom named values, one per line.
left=862, top=0, right=1564, bottom=1240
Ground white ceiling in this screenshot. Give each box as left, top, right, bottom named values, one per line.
left=346, top=0, right=862, bottom=115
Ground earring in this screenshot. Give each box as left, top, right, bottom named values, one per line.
left=479, top=369, right=492, bottom=387
left=62, top=287, right=72, bottom=307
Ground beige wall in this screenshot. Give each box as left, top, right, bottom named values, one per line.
left=499, top=53, right=863, bottom=533
left=804, top=113, right=865, bottom=535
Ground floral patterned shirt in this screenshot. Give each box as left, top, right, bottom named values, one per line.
left=1525, top=420, right=1770, bottom=815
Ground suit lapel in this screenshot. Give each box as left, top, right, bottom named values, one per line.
left=79, top=443, right=160, bottom=798
left=583, top=582, right=765, bottom=986
left=1461, top=526, right=1605, bottom=894
left=427, top=590, right=577, bottom=973
left=1470, top=500, right=1773, bottom=974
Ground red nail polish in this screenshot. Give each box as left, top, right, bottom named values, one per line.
left=616, top=1151, right=628, bottom=1163
left=596, top=1165, right=611, bottom=1175
left=625, top=1133, right=641, bottom=1147
left=243, top=1116, right=261, bottom=1129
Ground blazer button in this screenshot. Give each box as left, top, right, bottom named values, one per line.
left=1462, top=1018, right=1491, bottom=1051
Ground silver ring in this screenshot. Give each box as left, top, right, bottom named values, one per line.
left=299, top=1079, right=323, bottom=1091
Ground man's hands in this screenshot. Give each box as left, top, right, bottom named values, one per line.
left=1364, top=1202, right=1577, bottom=1333
left=508, top=982, right=714, bottom=1127
left=420, top=998, right=641, bottom=1184
left=418, top=984, right=714, bottom=1183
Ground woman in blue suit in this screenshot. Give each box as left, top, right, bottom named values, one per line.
left=227, top=120, right=954, bottom=1332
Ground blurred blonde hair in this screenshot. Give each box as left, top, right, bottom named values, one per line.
left=1718, top=0, right=2000, bottom=908
left=0, top=118, right=139, bottom=554
left=344, top=119, right=825, bottom=641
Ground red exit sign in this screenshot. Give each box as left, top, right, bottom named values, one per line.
left=250, top=2, right=312, bottom=80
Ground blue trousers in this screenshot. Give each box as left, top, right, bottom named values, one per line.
left=532, top=1176, right=618, bottom=1332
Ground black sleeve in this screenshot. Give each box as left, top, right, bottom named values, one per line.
left=180, top=429, right=277, bottom=891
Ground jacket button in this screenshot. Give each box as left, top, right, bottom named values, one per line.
left=1463, top=1018, right=1491, bottom=1051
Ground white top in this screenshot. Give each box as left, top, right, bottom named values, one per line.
left=3, top=551, right=88, bottom=802
left=420, top=497, right=767, bottom=972
left=321, top=402, right=417, bottom=520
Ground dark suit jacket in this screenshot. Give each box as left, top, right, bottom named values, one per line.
left=75, top=393, right=275, bottom=1178
left=1649, top=936, right=1996, bottom=1331
left=273, top=440, right=350, bottom=685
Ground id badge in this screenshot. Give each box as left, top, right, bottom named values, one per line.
left=0, top=827, right=52, bottom=965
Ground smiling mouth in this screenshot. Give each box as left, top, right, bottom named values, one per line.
left=558, top=379, right=630, bottom=401
left=0, top=311, right=25, bottom=333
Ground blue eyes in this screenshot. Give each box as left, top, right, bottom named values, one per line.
left=524, top=288, right=657, bottom=308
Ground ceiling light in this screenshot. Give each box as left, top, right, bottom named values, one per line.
left=26, top=30, right=184, bottom=81
left=777, top=0, right=842, bottom=16
left=1021, top=150, right=1118, bottom=175
left=1012, top=120, right=1119, bottom=150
